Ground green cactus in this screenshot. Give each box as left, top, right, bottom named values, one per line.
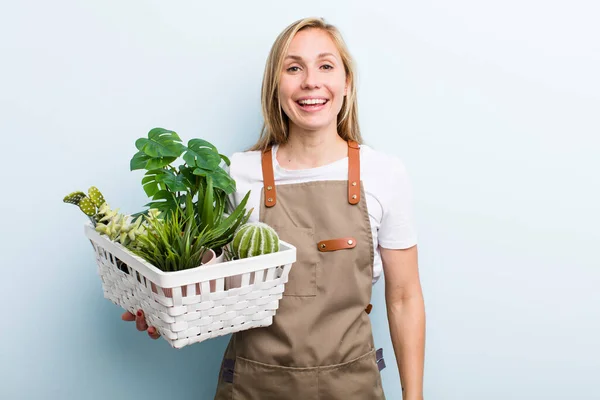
left=78, top=197, right=97, bottom=216
left=63, top=187, right=108, bottom=223
left=64, top=186, right=150, bottom=250
left=63, top=191, right=87, bottom=205
left=231, top=222, right=279, bottom=259
left=88, top=186, right=105, bottom=207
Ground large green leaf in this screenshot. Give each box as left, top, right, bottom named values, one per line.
left=145, top=156, right=178, bottom=170
left=156, top=171, right=187, bottom=192
left=184, top=139, right=221, bottom=170
left=211, top=168, right=236, bottom=194
left=188, top=138, right=217, bottom=152
left=192, top=167, right=211, bottom=177
left=130, top=151, right=177, bottom=171
left=143, top=190, right=180, bottom=216
left=135, top=128, right=186, bottom=158
left=130, top=151, right=151, bottom=171
left=141, top=169, right=188, bottom=199
left=141, top=170, right=162, bottom=197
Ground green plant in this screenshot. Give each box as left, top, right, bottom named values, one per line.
left=132, top=199, right=202, bottom=272
left=231, top=222, right=280, bottom=259
left=63, top=186, right=109, bottom=226
left=130, top=128, right=235, bottom=215
left=129, top=127, right=253, bottom=252
left=133, top=193, right=253, bottom=272
left=94, top=205, right=149, bottom=249
left=64, top=186, right=149, bottom=250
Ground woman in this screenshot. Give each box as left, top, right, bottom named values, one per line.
left=124, top=17, right=425, bottom=400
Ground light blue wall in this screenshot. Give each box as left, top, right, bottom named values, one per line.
left=2, top=1, right=598, bottom=399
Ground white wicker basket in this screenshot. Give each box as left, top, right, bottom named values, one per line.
left=84, top=223, right=296, bottom=349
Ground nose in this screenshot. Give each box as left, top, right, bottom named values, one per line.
left=301, top=68, right=321, bottom=90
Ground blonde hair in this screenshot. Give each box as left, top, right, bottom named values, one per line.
left=249, top=17, right=362, bottom=152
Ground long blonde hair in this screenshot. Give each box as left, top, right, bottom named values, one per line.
left=249, top=17, right=362, bottom=152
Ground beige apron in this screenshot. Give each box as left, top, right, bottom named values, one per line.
left=214, top=140, right=386, bottom=399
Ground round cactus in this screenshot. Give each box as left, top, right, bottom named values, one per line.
left=232, top=222, right=279, bottom=259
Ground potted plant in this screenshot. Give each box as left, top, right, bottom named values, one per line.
left=129, top=128, right=252, bottom=262
left=65, top=128, right=297, bottom=349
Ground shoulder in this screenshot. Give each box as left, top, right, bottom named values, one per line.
left=228, top=150, right=263, bottom=183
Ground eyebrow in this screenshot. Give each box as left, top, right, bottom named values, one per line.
left=285, top=52, right=337, bottom=61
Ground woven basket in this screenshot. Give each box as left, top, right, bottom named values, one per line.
left=84, top=223, right=296, bottom=349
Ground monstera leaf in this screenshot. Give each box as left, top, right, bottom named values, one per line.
left=130, top=128, right=186, bottom=171
left=129, top=128, right=248, bottom=236
left=183, top=139, right=221, bottom=171
left=141, top=169, right=189, bottom=198
left=135, top=128, right=186, bottom=158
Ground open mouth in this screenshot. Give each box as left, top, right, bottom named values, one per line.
left=296, top=99, right=329, bottom=110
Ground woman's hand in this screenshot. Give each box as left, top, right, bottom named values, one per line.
left=121, top=309, right=161, bottom=340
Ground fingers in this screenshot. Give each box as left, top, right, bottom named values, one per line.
left=123, top=309, right=159, bottom=339
left=135, top=309, right=148, bottom=331
left=121, top=311, right=136, bottom=321
left=148, top=326, right=161, bottom=340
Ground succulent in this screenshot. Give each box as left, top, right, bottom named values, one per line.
left=88, top=186, right=105, bottom=208
left=63, top=187, right=108, bottom=224
left=95, top=208, right=148, bottom=249
left=231, top=222, right=279, bottom=259
left=64, top=186, right=148, bottom=250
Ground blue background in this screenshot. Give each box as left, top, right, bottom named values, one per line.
left=2, top=1, right=599, bottom=399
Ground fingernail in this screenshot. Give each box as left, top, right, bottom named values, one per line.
left=137, top=310, right=143, bottom=317
left=148, top=327, right=155, bottom=334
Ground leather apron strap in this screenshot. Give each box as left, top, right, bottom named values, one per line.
left=261, top=140, right=362, bottom=207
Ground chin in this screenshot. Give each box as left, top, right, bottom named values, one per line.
left=293, top=117, right=336, bottom=132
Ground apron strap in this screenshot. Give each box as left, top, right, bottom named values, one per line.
left=261, top=140, right=362, bottom=208
left=347, top=140, right=361, bottom=205
left=261, top=147, right=277, bottom=207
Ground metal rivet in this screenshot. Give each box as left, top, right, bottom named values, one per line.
left=267, top=198, right=273, bottom=202
left=320, top=244, right=326, bottom=249
left=352, top=181, right=357, bottom=186
left=352, top=195, right=357, bottom=199
left=348, top=240, right=353, bottom=245
left=267, top=186, right=272, bottom=191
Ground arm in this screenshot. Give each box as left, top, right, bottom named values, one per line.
left=380, top=244, right=425, bottom=400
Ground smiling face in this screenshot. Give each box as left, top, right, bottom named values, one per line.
left=278, top=28, right=348, bottom=135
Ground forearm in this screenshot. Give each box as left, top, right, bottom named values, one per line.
left=387, top=294, right=426, bottom=400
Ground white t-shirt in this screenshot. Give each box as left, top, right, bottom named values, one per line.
left=226, top=143, right=417, bottom=285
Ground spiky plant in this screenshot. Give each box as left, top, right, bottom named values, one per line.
left=95, top=208, right=148, bottom=250
left=231, top=222, right=280, bottom=259
left=63, top=186, right=108, bottom=226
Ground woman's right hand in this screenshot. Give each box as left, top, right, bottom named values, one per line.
left=121, top=309, right=161, bottom=340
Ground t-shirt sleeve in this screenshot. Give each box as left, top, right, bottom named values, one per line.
left=377, top=157, right=418, bottom=249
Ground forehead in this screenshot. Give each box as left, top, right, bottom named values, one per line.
left=286, top=28, right=341, bottom=59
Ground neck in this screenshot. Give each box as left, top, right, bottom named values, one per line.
left=278, top=123, right=348, bottom=169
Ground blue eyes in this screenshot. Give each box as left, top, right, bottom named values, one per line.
left=286, top=65, right=333, bottom=72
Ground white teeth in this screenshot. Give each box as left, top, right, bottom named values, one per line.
left=298, top=99, right=327, bottom=105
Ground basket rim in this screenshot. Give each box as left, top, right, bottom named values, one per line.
left=84, top=222, right=296, bottom=287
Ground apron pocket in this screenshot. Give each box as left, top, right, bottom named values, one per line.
left=318, top=349, right=386, bottom=399
left=271, top=226, right=318, bottom=297
left=233, top=356, right=318, bottom=400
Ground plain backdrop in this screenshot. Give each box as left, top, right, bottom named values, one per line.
left=1, top=1, right=598, bottom=399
